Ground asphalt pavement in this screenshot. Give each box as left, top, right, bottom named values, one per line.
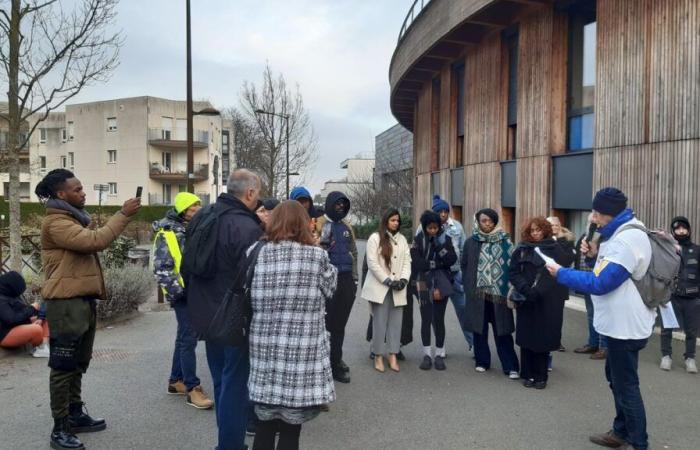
left=1, top=242, right=698, bottom=450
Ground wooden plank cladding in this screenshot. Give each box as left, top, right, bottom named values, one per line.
left=516, top=155, right=551, bottom=227
left=594, top=140, right=700, bottom=230
left=463, top=162, right=502, bottom=223
left=597, top=0, right=700, bottom=147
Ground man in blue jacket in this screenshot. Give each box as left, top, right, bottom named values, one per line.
left=546, top=187, right=653, bottom=450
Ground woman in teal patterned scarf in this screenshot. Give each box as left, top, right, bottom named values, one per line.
left=461, top=208, right=520, bottom=379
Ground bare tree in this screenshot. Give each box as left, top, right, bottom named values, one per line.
left=347, top=160, right=413, bottom=225
left=0, top=0, right=122, bottom=270
left=224, top=107, right=267, bottom=181
left=238, top=63, right=318, bottom=198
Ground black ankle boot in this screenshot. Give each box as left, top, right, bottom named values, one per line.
left=51, top=417, right=85, bottom=450
left=69, top=402, right=107, bottom=433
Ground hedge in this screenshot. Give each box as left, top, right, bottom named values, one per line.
left=0, top=197, right=170, bottom=225
left=354, top=217, right=414, bottom=243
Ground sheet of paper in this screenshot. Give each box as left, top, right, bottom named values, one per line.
left=535, top=247, right=556, bottom=266
left=659, top=304, right=680, bottom=329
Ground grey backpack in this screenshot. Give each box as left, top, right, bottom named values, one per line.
left=622, top=223, right=681, bottom=309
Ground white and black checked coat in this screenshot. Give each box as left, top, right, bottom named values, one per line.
left=248, top=241, right=338, bottom=407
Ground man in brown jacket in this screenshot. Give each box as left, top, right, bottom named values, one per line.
left=35, top=169, right=140, bottom=450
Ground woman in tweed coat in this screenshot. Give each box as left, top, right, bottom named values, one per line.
left=248, top=200, right=338, bottom=450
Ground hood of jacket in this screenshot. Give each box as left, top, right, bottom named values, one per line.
left=325, top=191, right=350, bottom=222
left=671, top=215, right=691, bottom=244
left=152, top=208, right=186, bottom=233
left=290, top=186, right=312, bottom=201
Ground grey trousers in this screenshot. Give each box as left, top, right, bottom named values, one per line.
left=661, top=296, right=700, bottom=359
left=371, top=291, right=404, bottom=356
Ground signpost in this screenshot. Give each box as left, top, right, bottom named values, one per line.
left=93, top=184, right=109, bottom=226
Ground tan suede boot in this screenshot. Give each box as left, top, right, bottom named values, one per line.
left=186, top=385, right=214, bottom=410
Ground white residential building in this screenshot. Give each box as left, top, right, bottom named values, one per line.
left=1, top=96, right=234, bottom=206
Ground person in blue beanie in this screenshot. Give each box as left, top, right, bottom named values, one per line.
left=290, top=186, right=313, bottom=211
left=430, top=195, right=473, bottom=352
left=545, top=187, right=654, bottom=450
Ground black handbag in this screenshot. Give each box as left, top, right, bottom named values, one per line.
left=206, top=241, right=267, bottom=346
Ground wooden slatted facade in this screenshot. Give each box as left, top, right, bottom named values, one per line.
left=395, top=0, right=700, bottom=236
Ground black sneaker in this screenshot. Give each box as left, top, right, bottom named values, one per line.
left=522, top=379, right=535, bottom=388
left=246, top=421, right=256, bottom=436
left=369, top=352, right=375, bottom=360
left=68, top=403, right=106, bottom=433
left=434, top=356, right=446, bottom=371
left=396, top=350, right=405, bottom=361
left=534, top=381, right=547, bottom=390
left=337, top=360, right=350, bottom=373
left=332, top=367, right=351, bottom=383
left=419, top=356, right=432, bottom=370
left=51, top=418, right=85, bottom=450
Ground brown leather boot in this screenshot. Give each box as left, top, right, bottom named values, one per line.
left=589, top=430, right=626, bottom=448
left=590, top=349, right=608, bottom=360
left=167, top=380, right=187, bottom=395
left=186, top=386, right=214, bottom=410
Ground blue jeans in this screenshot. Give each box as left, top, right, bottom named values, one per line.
left=605, top=336, right=648, bottom=450
left=473, top=301, right=519, bottom=373
left=169, top=301, right=200, bottom=390
left=205, top=341, right=250, bottom=450
left=450, top=272, right=474, bottom=349
left=585, top=294, right=608, bottom=349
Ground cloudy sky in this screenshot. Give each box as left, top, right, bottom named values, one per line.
left=67, top=0, right=410, bottom=194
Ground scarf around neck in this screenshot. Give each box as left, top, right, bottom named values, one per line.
left=47, top=198, right=92, bottom=227
left=472, top=220, right=512, bottom=297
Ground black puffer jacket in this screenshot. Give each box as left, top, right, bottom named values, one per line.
left=671, top=216, right=700, bottom=299
left=185, top=193, right=263, bottom=338
left=509, top=239, right=574, bottom=352
left=0, top=272, right=34, bottom=342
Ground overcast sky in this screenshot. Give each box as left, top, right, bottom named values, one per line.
left=66, top=0, right=410, bottom=194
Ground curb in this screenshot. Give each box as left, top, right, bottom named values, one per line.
left=565, top=295, right=699, bottom=347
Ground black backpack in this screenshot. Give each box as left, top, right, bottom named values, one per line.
left=181, top=203, right=234, bottom=279
left=205, top=241, right=267, bottom=346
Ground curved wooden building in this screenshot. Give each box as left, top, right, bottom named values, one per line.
left=390, top=0, right=700, bottom=237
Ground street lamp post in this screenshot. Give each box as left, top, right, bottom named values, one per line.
left=186, top=0, right=220, bottom=194
left=254, top=109, right=291, bottom=199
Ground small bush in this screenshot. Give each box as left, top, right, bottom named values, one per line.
left=98, top=263, right=155, bottom=321
left=101, top=236, right=137, bottom=268
left=353, top=217, right=413, bottom=243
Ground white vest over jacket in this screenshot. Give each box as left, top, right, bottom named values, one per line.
left=361, top=231, right=411, bottom=306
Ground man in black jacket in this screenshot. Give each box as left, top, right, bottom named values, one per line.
left=186, top=169, right=262, bottom=450
left=660, top=216, right=700, bottom=374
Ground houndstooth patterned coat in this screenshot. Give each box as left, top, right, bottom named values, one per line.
left=248, top=241, right=338, bottom=407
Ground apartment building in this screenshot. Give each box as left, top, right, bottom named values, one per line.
left=1, top=96, right=234, bottom=206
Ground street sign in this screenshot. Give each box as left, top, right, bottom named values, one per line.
left=93, top=184, right=109, bottom=192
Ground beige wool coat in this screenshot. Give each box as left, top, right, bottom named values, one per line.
left=361, top=231, right=411, bottom=306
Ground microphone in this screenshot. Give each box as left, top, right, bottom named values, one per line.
left=586, top=223, right=600, bottom=245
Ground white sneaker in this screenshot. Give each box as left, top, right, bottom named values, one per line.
left=32, top=343, right=49, bottom=358
left=660, top=355, right=672, bottom=371
left=685, top=358, right=698, bottom=374
left=508, top=371, right=520, bottom=380
left=475, top=366, right=486, bottom=373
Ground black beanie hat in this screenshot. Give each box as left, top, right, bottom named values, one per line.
left=420, top=210, right=442, bottom=231
left=592, top=187, right=627, bottom=217
left=261, top=198, right=280, bottom=211
left=0, top=271, right=27, bottom=297
left=475, top=208, right=499, bottom=226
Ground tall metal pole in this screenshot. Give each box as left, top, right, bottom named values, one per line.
left=186, top=0, right=194, bottom=193
left=285, top=115, right=290, bottom=199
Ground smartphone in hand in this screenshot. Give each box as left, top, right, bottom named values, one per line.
left=136, top=186, right=143, bottom=198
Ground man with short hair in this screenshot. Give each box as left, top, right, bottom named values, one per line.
left=35, top=169, right=140, bottom=450
left=431, top=194, right=473, bottom=350
left=186, top=169, right=263, bottom=450
left=152, top=192, right=214, bottom=409
left=660, top=216, right=700, bottom=374
left=316, top=191, right=357, bottom=383
left=547, top=187, right=654, bottom=450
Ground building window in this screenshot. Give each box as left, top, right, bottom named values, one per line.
left=108, top=149, right=117, bottom=163
left=431, top=77, right=441, bottom=171
left=162, top=184, right=172, bottom=205
left=60, top=155, right=67, bottom=168
left=61, top=128, right=67, bottom=142
left=453, top=62, right=465, bottom=167
left=107, top=117, right=117, bottom=132
left=40, top=128, right=47, bottom=144
left=108, top=182, right=117, bottom=195
left=505, top=27, right=519, bottom=159
left=67, top=122, right=74, bottom=141
left=39, top=156, right=46, bottom=173
left=222, top=131, right=229, bottom=153
left=68, top=152, right=74, bottom=169
left=568, top=8, right=596, bottom=152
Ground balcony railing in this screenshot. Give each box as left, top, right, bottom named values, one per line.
left=149, top=162, right=209, bottom=181
left=149, top=192, right=211, bottom=206
left=148, top=128, right=209, bottom=148
left=398, top=0, right=433, bottom=43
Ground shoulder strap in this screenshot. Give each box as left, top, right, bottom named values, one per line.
left=245, top=241, right=268, bottom=288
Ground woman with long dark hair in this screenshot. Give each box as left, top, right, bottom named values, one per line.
left=361, top=209, right=411, bottom=372
left=509, top=217, right=574, bottom=389
left=248, top=201, right=338, bottom=450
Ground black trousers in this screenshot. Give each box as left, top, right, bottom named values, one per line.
left=520, top=347, right=549, bottom=382
left=326, top=272, right=356, bottom=368
left=419, top=297, right=448, bottom=348
left=252, top=419, right=302, bottom=450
